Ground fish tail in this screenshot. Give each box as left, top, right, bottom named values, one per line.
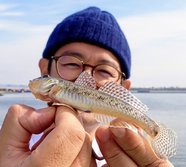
left=151, top=124, right=177, bottom=159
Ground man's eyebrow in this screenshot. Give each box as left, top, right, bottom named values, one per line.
left=60, top=51, right=84, bottom=58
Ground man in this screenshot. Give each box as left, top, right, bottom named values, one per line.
left=0, top=7, right=174, bottom=166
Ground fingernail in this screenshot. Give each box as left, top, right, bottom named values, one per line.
left=109, top=126, right=126, bottom=138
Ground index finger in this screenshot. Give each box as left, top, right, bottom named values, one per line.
left=24, top=106, right=87, bottom=167
left=109, top=126, right=169, bottom=166
left=0, top=104, right=56, bottom=144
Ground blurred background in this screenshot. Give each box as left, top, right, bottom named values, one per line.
left=0, top=0, right=186, bottom=88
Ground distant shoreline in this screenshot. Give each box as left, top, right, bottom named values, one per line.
left=131, top=87, right=186, bottom=93
left=1, top=87, right=186, bottom=95
left=131, top=90, right=186, bottom=93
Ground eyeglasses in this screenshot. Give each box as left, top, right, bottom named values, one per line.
left=51, top=55, right=126, bottom=86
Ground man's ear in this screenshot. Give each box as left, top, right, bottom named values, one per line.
left=121, top=79, right=131, bottom=90
left=38, top=58, right=49, bottom=76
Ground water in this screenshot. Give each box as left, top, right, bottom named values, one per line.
left=0, top=93, right=186, bottom=166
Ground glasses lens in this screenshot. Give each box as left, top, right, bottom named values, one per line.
left=56, top=56, right=83, bottom=80
left=93, top=64, right=120, bottom=85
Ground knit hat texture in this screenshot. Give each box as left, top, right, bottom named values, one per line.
left=43, top=7, right=131, bottom=79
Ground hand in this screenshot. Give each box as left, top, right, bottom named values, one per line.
left=0, top=104, right=96, bottom=167
left=96, top=126, right=174, bottom=167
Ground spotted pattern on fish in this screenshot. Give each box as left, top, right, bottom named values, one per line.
left=28, top=72, right=177, bottom=159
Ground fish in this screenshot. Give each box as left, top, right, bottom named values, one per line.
left=28, top=72, right=177, bottom=159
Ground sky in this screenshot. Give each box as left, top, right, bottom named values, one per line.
left=0, top=0, right=186, bottom=87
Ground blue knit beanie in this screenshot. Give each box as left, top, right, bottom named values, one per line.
left=43, top=7, right=131, bottom=79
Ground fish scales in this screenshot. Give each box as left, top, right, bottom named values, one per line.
left=28, top=75, right=177, bottom=159
left=49, top=80, right=159, bottom=138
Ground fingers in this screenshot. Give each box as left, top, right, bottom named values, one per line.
left=0, top=104, right=56, bottom=145
left=25, top=105, right=88, bottom=167
left=109, top=126, right=161, bottom=166
left=96, top=126, right=137, bottom=167
left=0, top=104, right=56, bottom=167
left=0, top=104, right=94, bottom=167
left=96, top=126, right=170, bottom=167
left=109, top=126, right=172, bottom=166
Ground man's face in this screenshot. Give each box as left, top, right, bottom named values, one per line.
left=38, top=42, right=131, bottom=132
left=39, top=42, right=131, bottom=89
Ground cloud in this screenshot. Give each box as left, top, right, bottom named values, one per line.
left=0, top=2, right=56, bottom=34
left=0, top=3, right=23, bottom=16
left=0, top=34, right=48, bottom=85
left=0, top=5, right=186, bottom=87
left=0, top=3, right=58, bottom=85
left=0, top=22, right=54, bottom=85
left=119, top=9, right=186, bottom=46
left=1, top=11, right=24, bottom=16
left=118, top=9, right=186, bottom=87
left=0, top=19, right=52, bottom=35
left=0, top=3, right=12, bottom=11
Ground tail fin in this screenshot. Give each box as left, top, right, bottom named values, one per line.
left=151, top=124, right=177, bottom=159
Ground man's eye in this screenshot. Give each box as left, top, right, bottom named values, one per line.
left=62, top=63, right=81, bottom=68
left=97, top=69, right=113, bottom=77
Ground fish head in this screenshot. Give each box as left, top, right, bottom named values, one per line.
left=28, top=75, right=59, bottom=102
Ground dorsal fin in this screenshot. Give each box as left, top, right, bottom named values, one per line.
left=74, top=71, right=96, bottom=89
left=98, top=82, right=148, bottom=113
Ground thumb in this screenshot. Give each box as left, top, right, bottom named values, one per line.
left=23, top=106, right=87, bottom=167
left=0, top=104, right=56, bottom=145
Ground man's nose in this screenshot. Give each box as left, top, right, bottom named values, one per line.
left=83, top=66, right=93, bottom=76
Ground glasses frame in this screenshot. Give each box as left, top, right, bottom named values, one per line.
left=50, top=55, right=126, bottom=82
